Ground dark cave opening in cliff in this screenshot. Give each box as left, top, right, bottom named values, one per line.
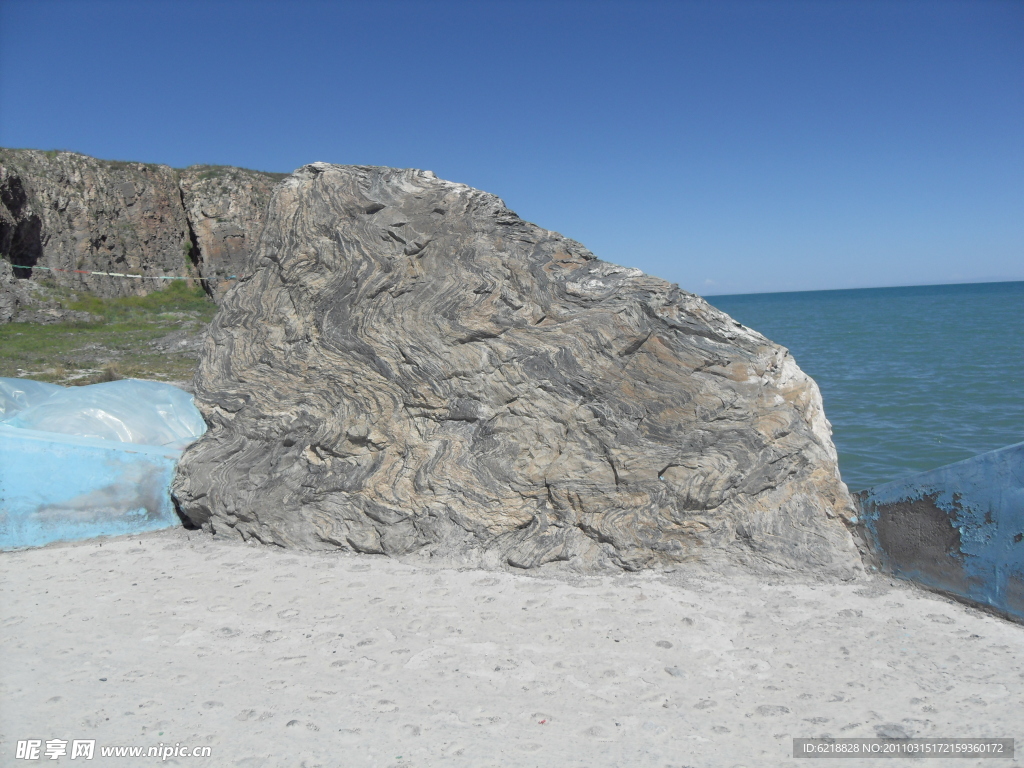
left=1, top=175, right=44, bottom=278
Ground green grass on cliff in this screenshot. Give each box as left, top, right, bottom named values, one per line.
left=185, top=164, right=290, bottom=183
left=1, top=281, right=216, bottom=386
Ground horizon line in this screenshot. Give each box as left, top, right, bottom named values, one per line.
left=703, top=278, right=1024, bottom=299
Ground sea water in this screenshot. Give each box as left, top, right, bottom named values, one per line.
left=708, top=281, right=1024, bottom=491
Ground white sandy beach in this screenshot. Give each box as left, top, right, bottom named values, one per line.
left=2, top=528, right=1022, bottom=768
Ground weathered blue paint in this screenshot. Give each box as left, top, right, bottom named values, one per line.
left=857, top=441, right=1024, bottom=622
left=0, top=424, right=183, bottom=551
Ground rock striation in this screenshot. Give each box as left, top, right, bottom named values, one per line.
left=0, top=149, right=283, bottom=307
left=173, top=163, right=861, bottom=575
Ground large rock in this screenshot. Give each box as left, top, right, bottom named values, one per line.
left=173, top=163, right=861, bottom=575
left=178, top=166, right=283, bottom=299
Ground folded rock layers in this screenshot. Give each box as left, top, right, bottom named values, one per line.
left=173, top=163, right=861, bottom=575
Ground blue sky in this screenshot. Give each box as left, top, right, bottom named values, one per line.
left=1, top=0, right=1020, bottom=295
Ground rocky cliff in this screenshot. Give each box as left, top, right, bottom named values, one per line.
left=0, top=258, right=98, bottom=323
left=0, top=148, right=283, bottom=305
left=172, top=163, right=862, bottom=576
left=0, top=258, right=28, bottom=322
left=179, top=166, right=283, bottom=298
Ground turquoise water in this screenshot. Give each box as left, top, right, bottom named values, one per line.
left=708, top=281, right=1024, bottom=492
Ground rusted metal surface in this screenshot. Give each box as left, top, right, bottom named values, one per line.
left=857, top=441, right=1024, bottom=622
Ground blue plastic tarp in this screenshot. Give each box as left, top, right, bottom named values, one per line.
left=0, top=378, right=206, bottom=449
left=0, top=377, right=207, bottom=550
left=0, top=377, right=63, bottom=419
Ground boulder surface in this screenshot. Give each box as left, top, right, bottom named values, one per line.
left=173, top=163, right=861, bottom=575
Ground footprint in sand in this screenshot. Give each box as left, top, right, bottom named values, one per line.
left=516, top=582, right=555, bottom=594
left=754, top=705, right=790, bottom=716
